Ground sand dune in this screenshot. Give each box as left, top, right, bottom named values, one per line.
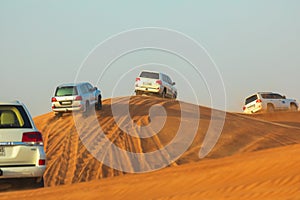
left=1, top=142, right=299, bottom=200
left=1, top=96, right=300, bottom=199
left=32, top=96, right=300, bottom=186
left=249, top=111, right=300, bottom=128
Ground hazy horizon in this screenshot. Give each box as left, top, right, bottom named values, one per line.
left=1, top=1, right=299, bottom=116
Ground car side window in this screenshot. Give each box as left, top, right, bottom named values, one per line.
left=167, top=76, right=172, bottom=84
left=80, top=85, right=89, bottom=94
left=86, top=83, right=93, bottom=91
left=261, top=94, right=273, bottom=99
left=161, top=74, right=166, bottom=82
left=273, top=94, right=283, bottom=99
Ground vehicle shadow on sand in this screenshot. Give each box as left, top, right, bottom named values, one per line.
left=0, top=178, right=43, bottom=193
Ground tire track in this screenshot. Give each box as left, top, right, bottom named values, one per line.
left=32, top=96, right=300, bottom=187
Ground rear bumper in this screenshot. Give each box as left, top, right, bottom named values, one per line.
left=0, top=166, right=45, bottom=179
left=243, top=103, right=264, bottom=114
left=52, top=106, right=82, bottom=112
left=135, top=87, right=161, bottom=94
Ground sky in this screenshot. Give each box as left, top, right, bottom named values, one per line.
left=0, top=1, right=299, bottom=117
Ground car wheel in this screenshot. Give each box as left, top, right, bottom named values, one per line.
left=96, top=95, right=102, bottom=110
left=162, top=90, right=166, bottom=99
left=290, top=104, right=298, bottom=112
left=173, top=93, right=177, bottom=99
left=35, top=177, right=44, bottom=188
left=84, top=101, right=90, bottom=113
left=55, top=112, right=62, bottom=118
left=26, top=177, right=44, bottom=188
left=267, top=104, right=275, bottom=113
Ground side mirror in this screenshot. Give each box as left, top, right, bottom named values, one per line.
left=283, top=95, right=286, bottom=99
left=172, top=82, right=176, bottom=85
left=90, top=87, right=97, bottom=92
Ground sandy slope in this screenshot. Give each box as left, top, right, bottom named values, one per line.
left=1, top=143, right=299, bottom=200
left=249, top=112, right=300, bottom=128
left=1, top=96, right=300, bottom=199
left=32, top=96, right=300, bottom=186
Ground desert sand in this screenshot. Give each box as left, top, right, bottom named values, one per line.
left=0, top=96, right=299, bottom=199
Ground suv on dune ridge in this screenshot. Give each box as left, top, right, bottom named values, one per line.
left=243, top=92, right=298, bottom=114
left=135, top=70, right=177, bottom=99
left=0, top=101, right=45, bottom=187
left=51, top=82, right=102, bottom=117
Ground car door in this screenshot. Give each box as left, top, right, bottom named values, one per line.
left=0, top=105, right=41, bottom=167
left=166, top=76, right=175, bottom=97
left=86, top=83, right=97, bottom=104
left=163, top=74, right=172, bottom=97
left=79, top=84, right=91, bottom=103
left=274, top=94, right=288, bottom=110
left=244, top=94, right=258, bottom=112
left=261, top=94, right=278, bottom=110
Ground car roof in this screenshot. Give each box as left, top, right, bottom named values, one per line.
left=0, top=100, right=23, bottom=106
left=57, top=82, right=91, bottom=87
left=257, top=92, right=276, bottom=94
left=246, top=92, right=281, bottom=99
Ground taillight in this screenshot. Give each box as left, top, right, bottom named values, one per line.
left=51, top=97, right=57, bottom=102
left=22, top=132, right=43, bottom=143
left=75, top=96, right=82, bottom=101
left=39, top=159, right=46, bottom=166
left=135, top=77, right=140, bottom=82
left=156, top=80, right=162, bottom=85
left=243, top=106, right=246, bottom=110
left=256, top=99, right=262, bottom=103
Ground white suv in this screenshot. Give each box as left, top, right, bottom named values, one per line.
left=51, top=82, right=102, bottom=117
left=243, top=92, right=298, bottom=114
left=0, top=101, right=46, bottom=187
left=135, top=70, right=177, bottom=99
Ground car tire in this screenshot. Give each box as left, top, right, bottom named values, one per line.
left=162, top=89, right=166, bottom=99
left=136, top=91, right=142, bottom=96
left=55, top=112, right=62, bottom=118
left=173, top=93, right=177, bottom=99
left=96, top=95, right=102, bottom=110
left=35, top=177, right=44, bottom=188
left=290, top=104, right=298, bottom=112
left=83, top=101, right=90, bottom=115
left=267, top=104, right=275, bottom=113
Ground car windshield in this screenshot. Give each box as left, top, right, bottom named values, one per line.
left=55, top=86, right=78, bottom=96
left=140, top=72, right=159, bottom=79
left=0, top=105, right=32, bottom=129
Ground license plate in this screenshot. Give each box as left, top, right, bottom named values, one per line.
left=248, top=105, right=255, bottom=109
left=143, top=82, right=152, bottom=85
left=61, top=101, right=72, bottom=105
left=0, top=146, right=5, bottom=157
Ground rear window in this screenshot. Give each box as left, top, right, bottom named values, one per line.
left=140, top=72, right=159, bottom=79
left=0, top=105, right=32, bottom=129
left=55, top=86, right=78, bottom=96
left=245, top=95, right=258, bottom=105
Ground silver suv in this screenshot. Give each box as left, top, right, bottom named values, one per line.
left=135, top=70, right=177, bottom=99
left=51, top=82, right=102, bottom=117
left=0, top=101, right=46, bottom=187
left=243, top=92, right=298, bottom=114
